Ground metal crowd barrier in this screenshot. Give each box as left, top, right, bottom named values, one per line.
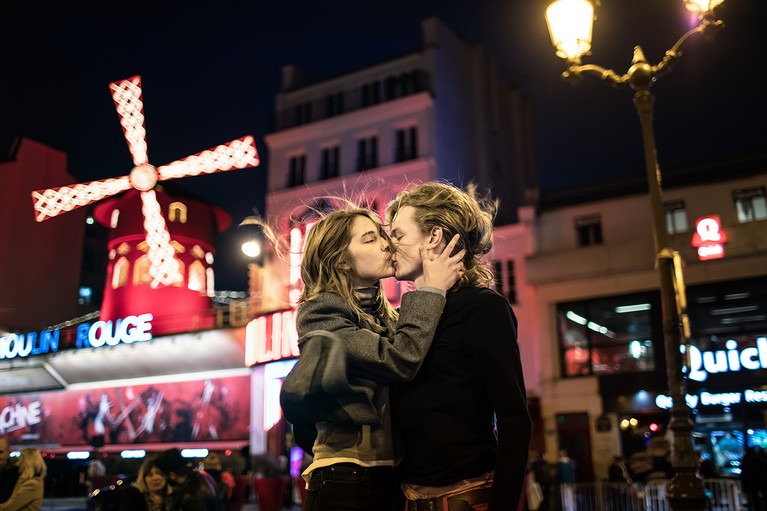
left=559, top=479, right=742, bottom=511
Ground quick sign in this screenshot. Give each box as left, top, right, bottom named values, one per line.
left=687, top=337, right=767, bottom=382
left=691, top=215, right=727, bottom=261
left=656, top=388, right=767, bottom=410
left=0, top=313, right=153, bottom=360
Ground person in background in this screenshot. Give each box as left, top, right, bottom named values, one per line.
left=155, top=448, right=220, bottom=511
left=387, top=182, right=531, bottom=511
left=531, top=452, right=552, bottom=511
left=201, top=453, right=234, bottom=510
left=120, top=457, right=171, bottom=511
left=286, top=206, right=464, bottom=511
left=608, top=455, right=631, bottom=484
left=0, top=438, right=19, bottom=504
left=0, top=447, right=45, bottom=511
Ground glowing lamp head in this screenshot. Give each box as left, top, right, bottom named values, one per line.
left=545, top=0, right=594, bottom=61
left=242, top=240, right=261, bottom=258
left=684, top=0, right=725, bottom=14
left=129, top=163, right=158, bottom=191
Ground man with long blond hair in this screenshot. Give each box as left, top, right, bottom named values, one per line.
left=387, top=182, right=531, bottom=511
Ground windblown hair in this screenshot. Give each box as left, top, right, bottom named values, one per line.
left=17, top=448, right=45, bottom=481
left=386, top=182, right=496, bottom=288
left=134, top=457, right=166, bottom=493
left=300, top=208, right=397, bottom=332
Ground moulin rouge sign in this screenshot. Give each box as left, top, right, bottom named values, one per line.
left=0, top=313, right=153, bottom=360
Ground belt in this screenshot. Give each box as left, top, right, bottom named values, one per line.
left=407, top=487, right=493, bottom=511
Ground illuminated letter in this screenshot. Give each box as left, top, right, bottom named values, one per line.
left=118, top=315, right=138, bottom=343
left=134, top=313, right=153, bottom=342
left=702, top=350, right=727, bottom=374
left=77, top=324, right=91, bottom=348
left=688, top=345, right=706, bottom=382
left=89, top=321, right=110, bottom=348
left=759, top=337, right=767, bottom=368
left=725, top=340, right=741, bottom=371
left=740, top=347, right=761, bottom=370
left=18, top=334, right=32, bottom=358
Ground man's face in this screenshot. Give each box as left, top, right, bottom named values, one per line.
left=0, top=439, right=10, bottom=470
left=390, top=206, right=429, bottom=282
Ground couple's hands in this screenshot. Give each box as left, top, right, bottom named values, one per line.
left=414, top=234, right=466, bottom=291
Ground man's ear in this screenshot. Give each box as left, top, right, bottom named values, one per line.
left=427, top=227, right=444, bottom=248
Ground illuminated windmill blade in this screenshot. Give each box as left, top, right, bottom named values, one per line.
left=110, top=75, right=149, bottom=166
left=140, top=189, right=182, bottom=288
left=31, top=176, right=133, bottom=222
left=157, top=135, right=259, bottom=181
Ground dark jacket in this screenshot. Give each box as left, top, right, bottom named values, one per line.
left=397, top=286, right=531, bottom=511
left=0, top=464, right=19, bottom=504
left=169, top=472, right=220, bottom=511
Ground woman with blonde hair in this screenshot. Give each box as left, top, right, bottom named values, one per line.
left=0, top=448, right=45, bottom=511
left=280, top=206, right=464, bottom=511
left=119, top=457, right=171, bottom=511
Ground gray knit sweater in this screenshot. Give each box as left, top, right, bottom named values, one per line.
left=295, top=289, right=446, bottom=466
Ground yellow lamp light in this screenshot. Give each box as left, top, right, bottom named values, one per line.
left=545, top=0, right=595, bottom=61
left=683, top=0, right=725, bottom=14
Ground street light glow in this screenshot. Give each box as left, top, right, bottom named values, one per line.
left=545, top=0, right=594, bottom=61
left=242, top=240, right=261, bottom=258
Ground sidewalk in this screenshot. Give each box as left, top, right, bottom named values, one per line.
left=41, top=497, right=302, bottom=510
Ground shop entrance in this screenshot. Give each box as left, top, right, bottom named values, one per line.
left=557, top=412, right=594, bottom=482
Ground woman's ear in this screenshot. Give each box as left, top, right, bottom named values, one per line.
left=338, top=260, right=350, bottom=271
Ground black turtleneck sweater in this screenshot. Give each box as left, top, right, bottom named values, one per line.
left=396, top=285, right=531, bottom=511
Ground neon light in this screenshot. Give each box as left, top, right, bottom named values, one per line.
left=688, top=337, right=767, bottom=381
left=245, top=310, right=300, bottom=366
left=141, top=190, right=181, bottom=287
left=616, top=303, right=651, bottom=313
left=87, top=313, right=154, bottom=348
left=566, top=311, right=587, bottom=325
left=67, top=451, right=91, bottom=460
left=0, top=330, right=59, bottom=360
left=691, top=215, right=727, bottom=261
left=180, top=448, right=208, bottom=458
left=121, top=450, right=147, bottom=459
left=110, top=75, right=148, bottom=165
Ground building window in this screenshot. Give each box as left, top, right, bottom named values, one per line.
left=492, top=259, right=517, bottom=304
left=395, top=126, right=418, bottom=162
left=112, top=257, right=129, bottom=289
left=733, top=186, right=767, bottom=222
left=574, top=214, right=603, bottom=246
left=361, top=81, right=381, bottom=107
left=664, top=199, right=688, bottom=234
left=288, top=154, right=307, bottom=187
left=357, top=136, right=378, bottom=171
left=293, top=101, right=312, bottom=125
left=168, top=202, right=187, bottom=223
left=321, top=146, right=340, bottom=180
left=325, top=92, right=344, bottom=117
left=558, top=292, right=658, bottom=377
left=188, top=260, right=206, bottom=292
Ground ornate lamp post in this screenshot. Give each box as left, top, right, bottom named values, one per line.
left=241, top=219, right=265, bottom=314
left=545, top=1, right=726, bottom=509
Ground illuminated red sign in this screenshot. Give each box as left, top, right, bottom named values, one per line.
left=691, top=215, right=728, bottom=261
left=245, top=309, right=300, bottom=366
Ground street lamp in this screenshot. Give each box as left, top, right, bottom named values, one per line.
left=545, top=1, right=726, bottom=510
left=240, top=218, right=265, bottom=315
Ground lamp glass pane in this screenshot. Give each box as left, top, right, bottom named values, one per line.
left=546, top=0, right=594, bottom=60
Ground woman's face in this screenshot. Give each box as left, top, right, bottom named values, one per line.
left=341, top=215, right=394, bottom=287
left=144, top=466, right=167, bottom=493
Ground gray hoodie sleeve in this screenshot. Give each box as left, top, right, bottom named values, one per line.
left=296, top=290, right=445, bottom=382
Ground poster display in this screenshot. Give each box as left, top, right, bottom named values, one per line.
left=0, top=375, right=250, bottom=446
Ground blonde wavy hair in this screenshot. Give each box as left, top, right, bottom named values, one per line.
left=300, top=208, right=398, bottom=332
left=17, top=448, right=45, bottom=481
left=387, top=182, right=496, bottom=288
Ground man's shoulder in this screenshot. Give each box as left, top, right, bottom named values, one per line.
left=449, top=286, right=509, bottom=308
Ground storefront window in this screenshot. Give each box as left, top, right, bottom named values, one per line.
left=558, top=292, right=658, bottom=377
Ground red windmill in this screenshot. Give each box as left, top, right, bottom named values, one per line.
left=31, top=75, right=259, bottom=287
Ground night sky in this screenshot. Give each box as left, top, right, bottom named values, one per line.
left=2, top=0, right=765, bottom=291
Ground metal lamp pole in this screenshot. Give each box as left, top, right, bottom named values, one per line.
left=545, top=1, right=726, bottom=509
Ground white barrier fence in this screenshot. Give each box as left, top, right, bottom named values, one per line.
left=560, top=479, right=742, bottom=511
